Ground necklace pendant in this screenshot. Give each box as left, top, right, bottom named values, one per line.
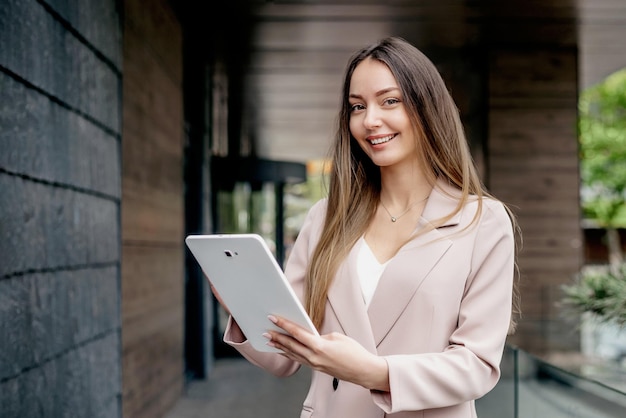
left=391, top=216, right=397, bottom=222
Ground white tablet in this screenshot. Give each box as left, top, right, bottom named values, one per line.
left=185, top=233, right=319, bottom=352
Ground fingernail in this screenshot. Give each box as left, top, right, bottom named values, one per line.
left=262, top=332, right=271, bottom=339
left=268, top=315, right=277, bottom=323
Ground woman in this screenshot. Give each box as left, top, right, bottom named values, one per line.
left=221, top=36, right=519, bottom=418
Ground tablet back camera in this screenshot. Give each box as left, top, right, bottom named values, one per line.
left=224, top=250, right=238, bottom=257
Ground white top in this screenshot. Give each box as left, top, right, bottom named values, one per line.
left=357, top=238, right=390, bottom=307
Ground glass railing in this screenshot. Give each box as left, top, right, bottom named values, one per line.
left=476, top=345, right=626, bottom=417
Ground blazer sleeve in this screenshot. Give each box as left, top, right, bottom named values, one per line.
left=372, top=199, right=516, bottom=412
left=222, top=199, right=327, bottom=377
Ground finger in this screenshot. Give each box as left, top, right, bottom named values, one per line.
left=264, top=336, right=296, bottom=357
left=266, top=330, right=299, bottom=351
left=268, top=315, right=316, bottom=345
left=267, top=332, right=319, bottom=369
left=269, top=340, right=307, bottom=364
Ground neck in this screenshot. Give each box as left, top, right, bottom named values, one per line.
left=379, top=165, right=432, bottom=208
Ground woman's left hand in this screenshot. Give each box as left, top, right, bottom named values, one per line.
left=264, top=315, right=390, bottom=392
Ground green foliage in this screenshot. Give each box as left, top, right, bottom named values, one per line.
left=579, top=69, right=626, bottom=228
left=561, top=70, right=626, bottom=326
left=562, top=263, right=626, bottom=327
left=284, top=160, right=330, bottom=236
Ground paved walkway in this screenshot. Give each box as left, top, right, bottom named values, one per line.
left=165, top=358, right=310, bottom=418
left=165, top=357, right=626, bottom=418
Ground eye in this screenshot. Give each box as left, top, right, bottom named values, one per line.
left=350, top=103, right=365, bottom=112
left=383, top=97, right=400, bottom=106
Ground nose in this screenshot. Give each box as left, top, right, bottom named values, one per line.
left=363, top=107, right=382, bottom=130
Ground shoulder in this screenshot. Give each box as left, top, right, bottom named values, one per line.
left=426, top=181, right=511, bottom=233
left=454, top=196, right=515, bottom=250
left=434, top=181, right=513, bottom=237
left=308, top=198, right=328, bottom=216
left=477, top=197, right=514, bottom=235
left=301, top=198, right=328, bottom=227
left=295, top=198, right=328, bottom=244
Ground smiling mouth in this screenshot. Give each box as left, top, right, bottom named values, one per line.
left=369, top=134, right=396, bottom=145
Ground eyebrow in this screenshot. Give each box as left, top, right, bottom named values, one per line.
left=349, top=87, right=400, bottom=100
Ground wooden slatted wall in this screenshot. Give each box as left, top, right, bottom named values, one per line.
left=488, top=43, right=583, bottom=351
left=121, top=0, right=185, bottom=416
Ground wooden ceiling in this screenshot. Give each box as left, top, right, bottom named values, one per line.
left=214, top=0, right=626, bottom=163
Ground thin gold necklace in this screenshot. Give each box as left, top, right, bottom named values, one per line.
left=379, top=196, right=429, bottom=222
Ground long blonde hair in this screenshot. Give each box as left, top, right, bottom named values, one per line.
left=305, top=37, right=520, bottom=332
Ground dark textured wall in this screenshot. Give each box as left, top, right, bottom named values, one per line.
left=0, top=0, right=122, bottom=417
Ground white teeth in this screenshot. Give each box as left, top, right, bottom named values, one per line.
left=370, top=134, right=395, bottom=145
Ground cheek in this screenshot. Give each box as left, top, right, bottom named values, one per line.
left=389, top=111, right=408, bottom=129
left=349, top=116, right=361, bottom=138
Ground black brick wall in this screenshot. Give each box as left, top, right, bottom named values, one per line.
left=0, top=0, right=122, bottom=417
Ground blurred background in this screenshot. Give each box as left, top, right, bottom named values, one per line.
left=1, top=0, right=625, bottom=417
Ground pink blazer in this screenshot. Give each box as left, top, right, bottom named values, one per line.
left=225, top=179, right=515, bottom=418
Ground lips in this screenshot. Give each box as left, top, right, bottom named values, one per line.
left=369, top=134, right=396, bottom=145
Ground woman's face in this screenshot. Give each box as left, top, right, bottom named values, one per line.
left=348, top=57, right=418, bottom=170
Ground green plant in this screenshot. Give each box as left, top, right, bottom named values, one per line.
left=579, top=68, right=626, bottom=266
left=562, top=263, right=626, bottom=327
left=567, top=69, right=626, bottom=327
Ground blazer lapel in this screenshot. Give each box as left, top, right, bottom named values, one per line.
left=326, top=179, right=466, bottom=350
left=367, top=225, right=451, bottom=346
left=367, top=180, right=463, bottom=347
left=327, top=239, right=377, bottom=353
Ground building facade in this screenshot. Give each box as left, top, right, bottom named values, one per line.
left=1, top=0, right=625, bottom=417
